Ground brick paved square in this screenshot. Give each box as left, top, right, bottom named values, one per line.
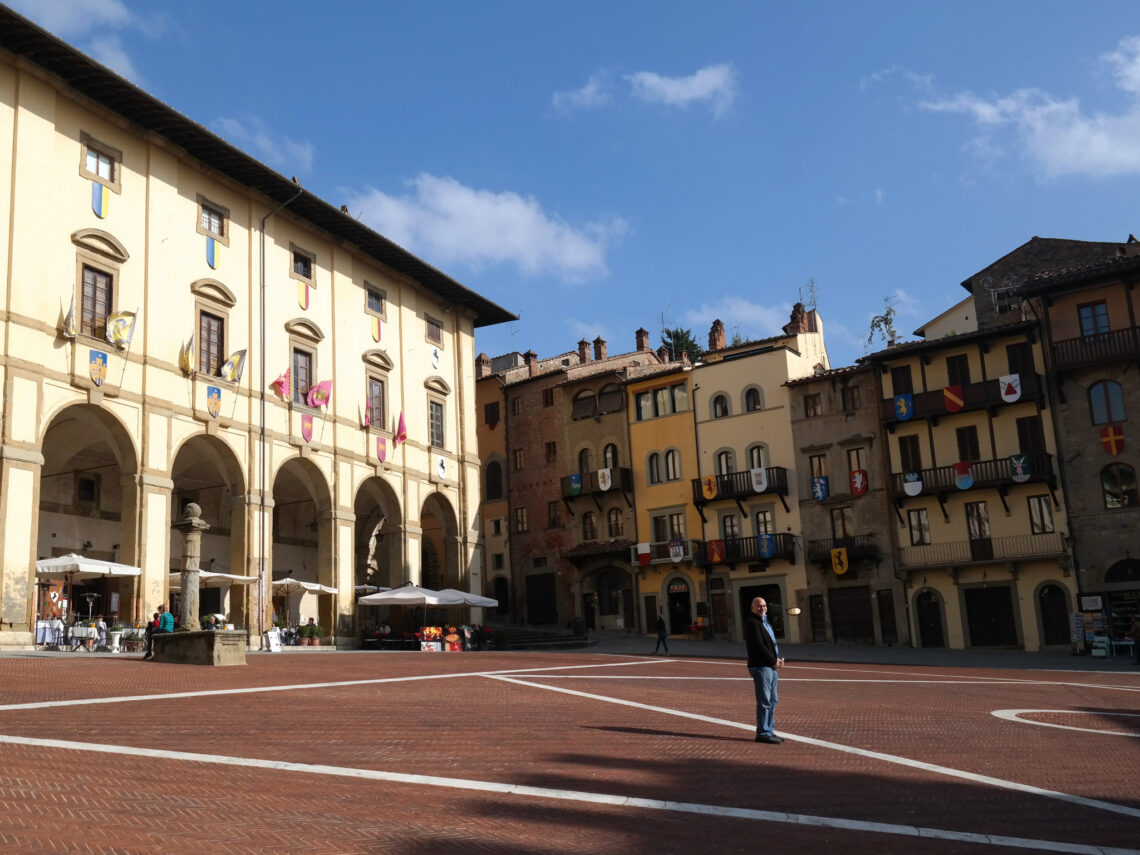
left=0, top=651, right=1137, bottom=854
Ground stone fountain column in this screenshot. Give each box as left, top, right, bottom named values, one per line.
left=172, top=503, right=211, bottom=631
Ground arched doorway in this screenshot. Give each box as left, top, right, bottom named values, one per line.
left=666, top=577, right=692, bottom=634
left=492, top=576, right=509, bottom=616
left=271, top=458, right=332, bottom=632
left=37, top=404, right=140, bottom=624
left=353, top=477, right=401, bottom=591
left=1038, top=584, right=1070, bottom=646
left=915, top=590, right=944, bottom=648
left=170, top=435, right=247, bottom=628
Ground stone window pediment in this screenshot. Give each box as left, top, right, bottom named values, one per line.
left=71, top=228, right=129, bottom=263
left=190, top=278, right=236, bottom=308
left=284, top=317, right=325, bottom=343
left=362, top=349, right=394, bottom=372
left=425, top=375, right=451, bottom=395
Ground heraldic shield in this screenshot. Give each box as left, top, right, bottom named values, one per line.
left=706, top=539, right=725, bottom=564
left=301, top=413, right=314, bottom=443
left=903, top=471, right=923, bottom=496
left=669, top=537, right=684, bottom=563
left=701, top=476, right=718, bottom=500
left=206, top=385, right=221, bottom=419
left=757, top=533, right=775, bottom=560
left=376, top=436, right=387, bottom=463
left=894, top=393, right=914, bottom=421
left=953, top=461, right=974, bottom=490
left=811, top=475, right=829, bottom=501
left=597, top=467, right=612, bottom=491
left=999, top=373, right=1021, bottom=403
left=750, top=467, right=768, bottom=493
left=88, top=349, right=108, bottom=386
left=1009, top=454, right=1032, bottom=483
left=568, top=473, right=582, bottom=495
left=849, top=469, right=868, bottom=496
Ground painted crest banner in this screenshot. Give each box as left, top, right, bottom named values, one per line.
left=1009, top=454, right=1032, bottom=483
left=903, top=471, right=923, bottom=496
left=88, top=349, right=107, bottom=386
left=1101, top=425, right=1124, bottom=456
left=953, top=461, right=974, bottom=490
left=750, top=467, right=769, bottom=493
left=757, top=534, right=775, bottom=560
left=999, top=373, right=1021, bottom=403
left=206, top=385, right=221, bottom=419
left=811, top=475, right=829, bottom=501
left=598, top=468, right=612, bottom=491
left=894, top=393, right=914, bottom=421
left=849, top=469, right=868, bottom=496
left=943, top=385, right=964, bottom=413
left=701, top=476, right=718, bottom=500
left=301, top=413, right=313, bottom=443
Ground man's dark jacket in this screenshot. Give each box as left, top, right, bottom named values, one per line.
left=745, top=612, right=778, bottom=668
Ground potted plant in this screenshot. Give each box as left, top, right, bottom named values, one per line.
left=297, top=624, right=311, bottom=645
left=310, top=624, right=324, bottom=646
left=108, top=624, right=123, bottom=652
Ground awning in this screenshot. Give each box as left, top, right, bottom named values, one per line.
left=272, top=579, right=338, bottom=596
left=168, top=570, right=257, bottom=591
left=35, top=553, right=141, bottom=580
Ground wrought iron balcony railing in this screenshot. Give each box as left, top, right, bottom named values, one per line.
left=880, top=373, right=1043, bottom=424
left=694, top=533, right=796, bottom=567
left=1050, top=327, right=1140, bottom=372
left=889, top=453, right=1054, bottom=498
left=897, top=531, right=1065, bottom=569
left=560, top=467, right=633, bottom=500
left=806, top=534, right=879, bottom=564
left=690, top=467, right=789, bottom=505
left=627, top=538, right=702, bottom=566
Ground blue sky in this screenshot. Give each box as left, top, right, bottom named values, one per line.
left=12, top=1, right=1140, bottom=368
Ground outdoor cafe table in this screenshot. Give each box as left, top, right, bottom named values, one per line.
left=35, top=620, right=63, bottom=646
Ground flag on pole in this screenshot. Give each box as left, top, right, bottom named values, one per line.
left=306, top=379, right=333, bottom=409
left=394, top=411, right=408, bottom=446
left=270, top=368, right=290, bottom=400
left=179, top=333, right=195, bottom=374
left=61, top=296, right=77, bottom=339
left=220, top=349, right=247, bottom=382
left=105, top=310, right=137, bottom=349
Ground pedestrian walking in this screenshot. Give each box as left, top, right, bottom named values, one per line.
left=653, top=614, right=669, bottom=654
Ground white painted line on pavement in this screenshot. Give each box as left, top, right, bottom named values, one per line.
left=992, top=709, right=1140, bottom=736
left=489, top=674, right=1140, bottom=822
left=0, top=732, right=1134, bottom=855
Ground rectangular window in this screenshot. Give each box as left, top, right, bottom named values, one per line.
left=908, top=508, right=930, bottom=545
left=491, top=519, right=502, bottom=536
left=671, top=383, right=689, bottom=412
left=292, top=348, right=312, bottom=404
left=993, top=287, right=1018, bottom=315
left=292, top=249, right=313, bottom=282
left=199, top=205, right=225, bottom=238
left=511, top=397, right=522, bottom=415
left=76, top=474, right=100, bottom=505
left=966, top=501, right=991, bottom=540
left=484, top=401, right=499, bottom=426
left=426, top=315, right=443, bottom=344
left=514, top=507, right=528, bottom=532
left=721, top=513, right=740, bottom=539
left=1028, top=496, right=1054, bottom=534
left=634, top=383, right=687, bottom=420
left=513, top=449, right=524, bottom=470
left=543, top=388, right=554, bottom=406
left=946, top=354, right=971, bottom=387
left=809, top=454, right=828, bottom=478
left=492, top=553, right=504, bottom=570
left=367, top=378, right=385, bottom=428
left=365, top=284, right=385, bottom=316
left=754, top=508, right=774, bottom=535
left=1016, top=415, right=1046, bottom=455
left=1078, top=301, right=1109, bottom=338
left=956, top=426, right=981, bottom=462
left=545, top=441, right=557, bottom=463
left=1006, top=341, right=1034, bottom=376
left=891, top=365, right=914, bottom=395
left=429, top=400, right=445, bottom=449
left=199, top=311, right=225, bottom=375
left=81, top=265, right=113, bottom=340
left=86, top=147, right=114, bottom=181
left=846, top=447, right=867, bottom=472
left=547, top=501, right=560, bottom=529
left=804, top=393, right=822, bottom=418
left=830, top=506, right=853, bottom=539
left=841, top=384, right=860, bottom=411
left=80, top=132, right=122, bottom=192
left=898, top=435, right=922, bottom=472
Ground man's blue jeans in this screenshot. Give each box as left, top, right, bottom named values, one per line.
left=748, top=666, right=778, bottom=736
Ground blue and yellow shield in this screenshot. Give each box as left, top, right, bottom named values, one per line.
left=88, top=350, right=108, bottom=386
left=206, top=385, right=221, bottom=419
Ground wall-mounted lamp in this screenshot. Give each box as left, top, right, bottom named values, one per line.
left=786, top=607, right=803, bottom=616
left=81, top=540, right=94, bottom=550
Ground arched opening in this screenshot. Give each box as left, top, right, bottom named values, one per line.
left=271, top=458, right=332, bottom=632
left=666, top=577, right=692, bottom=634
left=1037, top=583, right=1070, bottom=646
left=37, top=404, right=140, bottom=624
left=170, top=434, right=248, bottom=628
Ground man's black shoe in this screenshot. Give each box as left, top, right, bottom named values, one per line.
left=755, top=735, right=783, bottom=744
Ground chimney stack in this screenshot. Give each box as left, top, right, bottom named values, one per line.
left=593, top=337, right=607, bottom=361
left=524, top=349, right=538, bottom=377
left=656, top=345, right=670, bottom=362
left=636, top=328, right=650, bottom=352
left=578, top=339, right=590, bottom=363
left=708, top=319, right=726, bottom=353
left=475, top=353, right=491, bottom=379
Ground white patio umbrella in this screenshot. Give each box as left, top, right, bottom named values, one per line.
left=272, top=578, right=338, bottom=596
left=168, top=570, right=257, bottom=590
left=356, top=585, right=467, bottom=606
left=354, top=584, right=391, bottom=595
left=437, top=588, right=498, bottom=608
left=35, top=553, right=141, bottom=619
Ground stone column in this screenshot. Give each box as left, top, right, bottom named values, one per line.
left=172, top=503, right=210, bottom=631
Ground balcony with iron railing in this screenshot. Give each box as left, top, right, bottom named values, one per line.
left=627, top=538, right=702, bottom=566
left=879, top=373, right=1043, bottom=425
left=1050, top=326, right=1140, bottom=372
left=889, top=453, right=1055, bottom=498
left=897, top=531, right=1066, bottom=569
left=560, top=467, right=633, bottom=500
left=690, top=467, right=789, bottom=505
left=806, top=534, right=880, bottom=565
left=694, top=533, right=797, bottom=567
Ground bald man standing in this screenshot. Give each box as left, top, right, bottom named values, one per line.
left=745, top=597, right=785, bottom=743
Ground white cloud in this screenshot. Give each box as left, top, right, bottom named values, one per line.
left=553, top=72, right=611, bottom=111
left=344, top=174, right=627, bottom=282
left=7, top=0, right=133, bottom=37
left=918, top=35, right=1140, bottom=178
left=860, top=65, right=933, bottom=95
left=626, top=64, right=738, bottom=117
left=86, top=34, right=142, bottom=82
left=681, top=297, right=787, bottom=342
left=214, top=116, right=315, bottom=174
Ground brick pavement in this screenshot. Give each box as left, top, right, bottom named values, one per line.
left=0, top=650, right=1137, bottom=854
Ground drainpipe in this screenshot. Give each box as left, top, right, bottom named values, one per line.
left=257, top=185, right=302, bottom=643
left=690, top=377, right=714, bottom=636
